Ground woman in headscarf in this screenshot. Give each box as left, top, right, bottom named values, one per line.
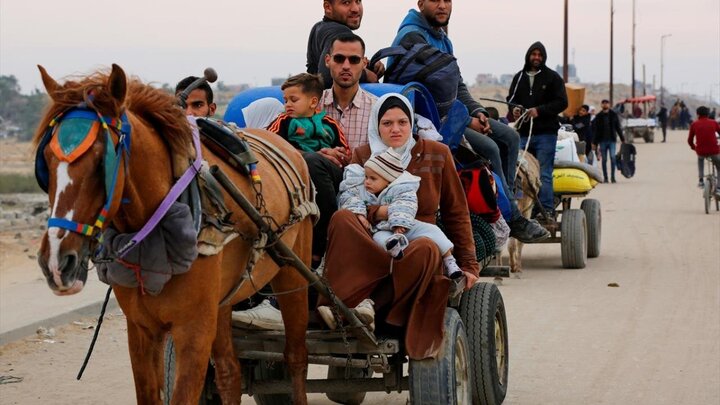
left=320, top=93, right=478, bottom=359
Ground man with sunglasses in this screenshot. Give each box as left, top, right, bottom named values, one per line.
left=307, top=0, right=384, bottom=89
left=320, top=33, right=378, bottom=153
left=389, top=0, right=549, bottom=243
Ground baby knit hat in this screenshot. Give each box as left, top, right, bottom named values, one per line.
left=365, top=149, right=404, bottom=183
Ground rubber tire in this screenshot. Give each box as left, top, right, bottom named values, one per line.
left=325, top=366, right=370, bottom=404
left=561, top=209, right=587, bottom=269
left=409, top=308, right=471, bottom=405
left=704, top=182, right=711, bottom=214
left=459, top=282, right=509, bottom=405
left=251, top=360, right=293, bottom=405
left=580, top=199, right=602, bottom=258
left=163, top=336, right=221, bottom=405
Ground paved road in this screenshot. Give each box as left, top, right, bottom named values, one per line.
left=1, top=130, right=718, bottom=404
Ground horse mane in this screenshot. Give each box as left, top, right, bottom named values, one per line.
left=32, top=70, right=191, bottom=160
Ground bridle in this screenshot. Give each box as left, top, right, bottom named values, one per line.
left=35, top=97, right=131, bottom=241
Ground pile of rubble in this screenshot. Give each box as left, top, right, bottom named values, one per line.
left=0, top=194, right=49, bottom=232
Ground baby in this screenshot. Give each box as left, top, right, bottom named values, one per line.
left=338, top=149, right=465, bottom=292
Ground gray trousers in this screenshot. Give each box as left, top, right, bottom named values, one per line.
left=373, top=221, right=453, bottom=255
left=698, top=154, right=720, bottom=180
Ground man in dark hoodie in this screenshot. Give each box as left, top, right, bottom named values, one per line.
left=306, top=0, right=384, bottom=89
left=507, top=42, right=568, bottom=217
left=390, top=0, right=549, bottom=243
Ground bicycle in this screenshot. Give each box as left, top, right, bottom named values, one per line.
left=702, top=156, right=719, bottom=214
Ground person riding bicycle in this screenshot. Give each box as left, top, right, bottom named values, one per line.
left=688, top=106, right=720, bottom=189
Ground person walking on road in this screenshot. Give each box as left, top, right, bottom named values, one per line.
left=657, top=103, right=668, bottom=142
left=592, top=99, right=626, bottom=183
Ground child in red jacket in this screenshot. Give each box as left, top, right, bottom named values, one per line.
left=688, top=106, right=720, bottom=188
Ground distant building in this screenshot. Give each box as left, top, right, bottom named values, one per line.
left=499, top=74, right=515, bottom=87
left=271, top=77, right=288, bottom=86
left=555, top=64, right=580, bottom=83
left=475, top=73, right=498, bottom=86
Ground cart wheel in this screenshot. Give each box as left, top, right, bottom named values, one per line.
left=325, top=366, right=370, bottom=404
left=253, top=361, right=293, bottom=405
left=704, top=182, right=711, bottom=214
left=580, top=199, right=602, bottom=258
left=561, top=209, right=587, bottom=269
left=409, top=308, right=471, bottom=405
left=164, top=336, right=221, bottom=405
left=459, top=282, right=509, bottom=405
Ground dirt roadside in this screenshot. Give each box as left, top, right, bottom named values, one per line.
left=1, top=130, right=718, bottom=404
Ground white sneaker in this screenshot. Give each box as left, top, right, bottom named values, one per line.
left=232, top=299, right=284, bottom=330
left=317, top=306, right=337, bottom=330
left=385, top=234, right=409, bottom=259
left=317, top=299, right=375, bottom=331
left=353, top=298, right=375, bottom=331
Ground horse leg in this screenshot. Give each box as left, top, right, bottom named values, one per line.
left=168, top=300, right=219, bottom=404
left=272, top=265, right=309, bottom=405
left=210, top=305, right=242, bottom=404
left=126, top=319, right=166, bottom=405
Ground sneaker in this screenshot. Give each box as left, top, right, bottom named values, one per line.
left=443, top=255, right=462, bottom=276
left=317, top=299, right=375, bottom=331
left=231, top=299, right=284, bottom=330
left=352, top=298, right=375, bottom=331
left=385, top=234, right=409, bottom=259
left=509, top=216, right=550, bottom=243
left=698, top=181, right=705, bottom=189
left=448, top=272, right=466, bottom=300
left=317, top=306, right=337, bottom=330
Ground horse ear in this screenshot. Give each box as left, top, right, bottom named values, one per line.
left=108, top=64, right=127, bottom=105
left=38, top=65, right=59, bottom=100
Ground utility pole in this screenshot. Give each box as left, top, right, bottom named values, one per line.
left=610, top=0, right=614, bottom=105
left=631, top=0, right=636, bottom=98
left=643, top=64, right=647, bottom=115
left=563, top=0, right=569, bottom=83
left=660, top=34, right=672, bottom=105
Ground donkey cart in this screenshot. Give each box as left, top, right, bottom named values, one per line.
left=164, top=157, right=510, bottom=405
left=163, top=82, right=510, bottom=404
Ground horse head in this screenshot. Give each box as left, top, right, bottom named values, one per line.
left=34, top=64, right=129, bottom=295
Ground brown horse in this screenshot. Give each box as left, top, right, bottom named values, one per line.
left=33, top=64, right=312, bottom=404
left=508, top=152, right=541, bottom=275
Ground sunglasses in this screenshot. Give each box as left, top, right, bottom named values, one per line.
left=331, top=54, right=363, bottom=65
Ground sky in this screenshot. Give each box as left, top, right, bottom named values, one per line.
left=1, top=0, right=719, bottom=103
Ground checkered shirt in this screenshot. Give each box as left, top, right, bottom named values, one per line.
left=320, top=88, right=377, bottom=152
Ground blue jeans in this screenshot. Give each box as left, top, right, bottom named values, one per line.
left=598, top=141, right=617, bottom=180
left=519, top=135, right=557, bottom=212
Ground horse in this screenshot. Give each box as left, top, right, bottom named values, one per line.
left=508, top=152, right=541, bottom=275
left=33, top=64, right=313, bottom=404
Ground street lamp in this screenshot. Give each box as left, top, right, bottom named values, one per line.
left=660, top=33, right=671, bottom=105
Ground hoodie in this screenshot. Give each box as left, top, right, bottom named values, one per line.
left=507, top=42, right=568, bottom=136
left=390, top=9, right=486, bottom=118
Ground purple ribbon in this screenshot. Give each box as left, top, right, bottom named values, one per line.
left=116, top=116, right=202, bottom=258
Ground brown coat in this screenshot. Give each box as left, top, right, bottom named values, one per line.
left=322, top=138, right=477, bottom=359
